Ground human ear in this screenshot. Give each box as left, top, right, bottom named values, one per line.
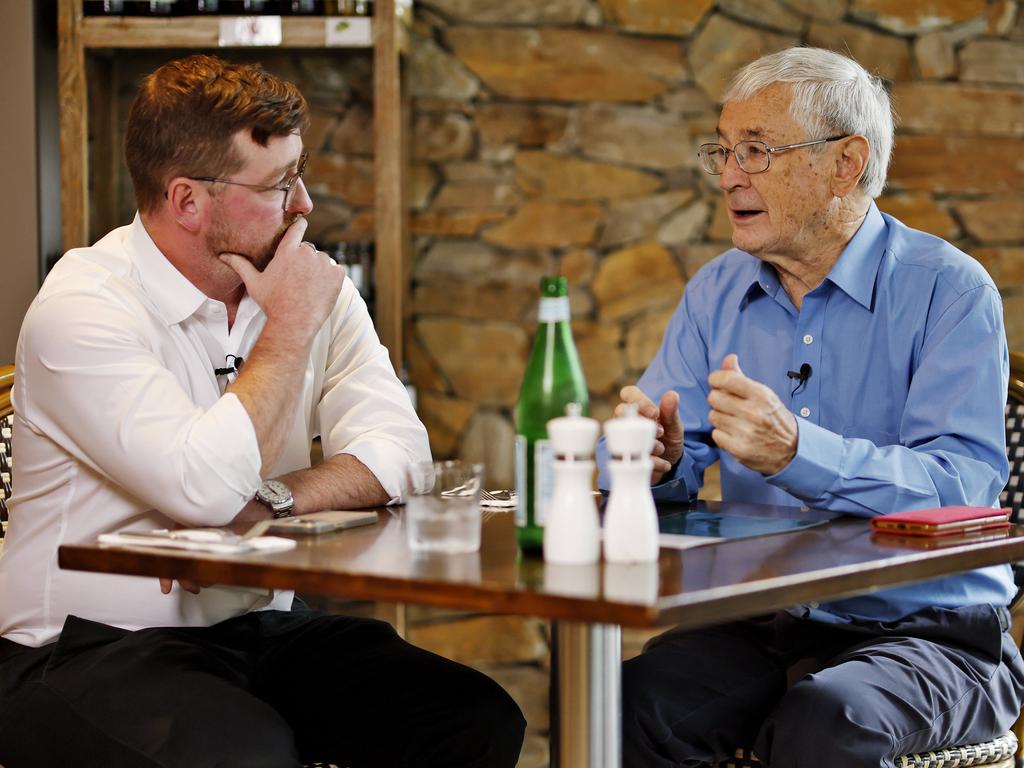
left=831, top=135, right=870, bottom=198
left=166, top=178, right=202, bottom=233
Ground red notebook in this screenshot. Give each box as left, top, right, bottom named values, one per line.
left=870, top=506, right=1011, bottom=538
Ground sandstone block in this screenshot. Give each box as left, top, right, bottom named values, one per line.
left=593, top=241, right=685, bottom=321
left=893, top=82, right=1024, bottom=137
left=460, top=410, right=518, bottom=488
left=413, top=278, right=536, bottom=324
left=597, top=0, right=713, bottom=36
left=447, top=26, right=682, bottom=102
left=416, top=318, right=528, bottom=405
left=876, top=193, right=959, bottom=240
left=657, top=200, right=712, bottom=246
left=777, top=0, right=847, bottom=21
left=718, top=0, right=804, bottom=33
left=626, top=304, right=677, bottom=371
left=418, top=390, right=476, bottom=457
left=432, top=180, right=523, bottom=209
left=960, top=40, right=1024, bottom=85
left=515, top=151, right=661, bottom=201
left=476, top=103, right=571, bottom=148
left=561, top=249, right=598, bottom=285
left=914, top=31, right=957, bottom=80
left=850, top=0, right=987, bottom=34
left=482, top=201, right=604, bottom=248
left=601, top=190, right=696, bottom=248
left=808, top=21, right=914, bottom=81
left=426, top=0, right=587, bottom=23
left=413, top=112, right=475, bottom=161
left=690, top=15, right=798, bottom=102
left=409, top=35, right=481, bottom=100
left=579, top=104, right=691, bottom=170
left=889, top=135, right=1024, bottom=193
left=307, top=153, right=374, bottom=207
left=410, top=164, right=440, bottom=210
left=415, top=241, right=552, bottom=284
left=574, top=321, right=626, bottom=395
left=329, top=104, right=374, bottom=156
left=956, top=198, right=1024, bottom=242
left=412, top=210, right=509, bottom=236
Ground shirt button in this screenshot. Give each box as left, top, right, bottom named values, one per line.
left=803, top=334, right=813, bottom=345
left=800, top=407, right=811, bottom=418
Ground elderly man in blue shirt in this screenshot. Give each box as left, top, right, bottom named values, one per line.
left=599, top=47, right=1024, bottom=767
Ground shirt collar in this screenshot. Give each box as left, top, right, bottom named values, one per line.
left=737, top=201, right=888, bottom=312
left=822, top=201, right=887, bottom=310
left=128, top=213, right=209, bottom=326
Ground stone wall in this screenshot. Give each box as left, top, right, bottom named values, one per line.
left=404, top=0, right=1024, bottom=492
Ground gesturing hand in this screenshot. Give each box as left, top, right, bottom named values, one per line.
left=220, top=217, right=345, bottom=342
left=706, top=354, right=797, bottom=475
left=615, top=385, right=684, bottom=484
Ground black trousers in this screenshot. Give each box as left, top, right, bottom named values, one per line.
left=0, top=606, right=526, bottom=768
left=622, top=604, right=1024, bottom=768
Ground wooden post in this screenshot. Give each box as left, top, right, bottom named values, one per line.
left=373, top=0, right=406, bottom=374
left=58, top=0, right=88, bottom=251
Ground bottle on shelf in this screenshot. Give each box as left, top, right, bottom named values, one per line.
left=324, top=0, right=371, bottom=14
left=83, top=0, right=126, bottom=14
left=514, top=276, right=589, bottom=553
left=178, top=0, right=221, bottom=12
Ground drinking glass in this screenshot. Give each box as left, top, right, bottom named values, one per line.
left=405, top=460, right=484, bottom=554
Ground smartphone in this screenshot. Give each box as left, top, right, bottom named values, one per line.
left=268, top=510, right=378, bottom=535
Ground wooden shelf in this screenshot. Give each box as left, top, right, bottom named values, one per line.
left=82, top=16, right=376, bottom=49
left=59, top=0, right=411, bottom=369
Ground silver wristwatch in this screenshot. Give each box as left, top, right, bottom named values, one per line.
left=256, top=479, right=294, bottom=519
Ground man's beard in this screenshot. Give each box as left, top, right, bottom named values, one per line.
left=207, top=215, right=297, bottom=273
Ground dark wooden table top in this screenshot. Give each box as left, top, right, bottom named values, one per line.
left=59, top=501, right=1024, bottom=629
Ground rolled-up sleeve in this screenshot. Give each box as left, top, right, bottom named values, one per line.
left=18, top=289, right=261, bottom=526
left=317, top=283, right=431, bottom=503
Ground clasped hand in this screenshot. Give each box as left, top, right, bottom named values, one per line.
left=616, top=354, right=798, bottom=484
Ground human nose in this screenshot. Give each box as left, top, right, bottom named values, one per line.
left=287, top=177, right=313, bottom=216
left=718, top=150, right=750, bottom=191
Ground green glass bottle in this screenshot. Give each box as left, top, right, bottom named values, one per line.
left=514, top=276, right=589, bottom=552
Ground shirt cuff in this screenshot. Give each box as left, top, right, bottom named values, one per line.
left=651, top=455, right=698, bottom=503
left=766, top=418, right=843, bottom=501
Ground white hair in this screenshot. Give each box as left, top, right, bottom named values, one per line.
left=723, top=47, right=896, bottom=199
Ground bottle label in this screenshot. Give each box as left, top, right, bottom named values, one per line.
left=534, top=439, right=554, bottom=525
left=514, top=435, right=527, bottom=528
left=538, top=296, right=570, bottom=323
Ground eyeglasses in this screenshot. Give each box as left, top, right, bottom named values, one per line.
left=697, top=136, right=848, bottom=175
left=188, top=151, right=309, bottom=211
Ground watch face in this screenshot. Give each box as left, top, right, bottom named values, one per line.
left=259, top=479, right=291, bottom=504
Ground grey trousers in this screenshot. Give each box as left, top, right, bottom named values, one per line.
left=621, top=604, right=1024, bottom=768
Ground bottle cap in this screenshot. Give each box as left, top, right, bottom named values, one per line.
left=547, top=402, right=599, bottom=459
left=604, top=402, right=657, bottom=457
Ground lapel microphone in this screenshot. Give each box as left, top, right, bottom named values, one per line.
left=787, top=363, right=812, bottom=396
left=214, top=355, right=244, bottom=377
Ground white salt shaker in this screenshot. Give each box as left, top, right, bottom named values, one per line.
left=603, top=403, right=659, bottom=563
left=543, top=403, right=601, bottom=565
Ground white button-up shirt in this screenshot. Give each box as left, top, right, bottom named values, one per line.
left=0, top=215, right=430, bottom=646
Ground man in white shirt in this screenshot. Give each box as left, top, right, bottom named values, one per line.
left=0, top=54, right=525, bottom=768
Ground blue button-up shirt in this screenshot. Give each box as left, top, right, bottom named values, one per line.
left=597, top=203, right=1014, bottom=622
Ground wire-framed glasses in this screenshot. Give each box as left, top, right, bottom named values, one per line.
left=697, top=136, right=848, bottom=175
left=188, top=150, right=309, bottom=211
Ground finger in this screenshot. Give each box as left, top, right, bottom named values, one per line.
left=278, top=215, right=309, bottom=251
left=159, top=578, right=172, bottom=594
left=180, top=580, right=202, bottom=595
left=618, top=385, right=658, bottom=419
left=651, top=456, right=673, bottom=475
left=721, top=353, right=743, bottom=375
left=219, top=252, right=260, bottom=287
left=707, top=387, right=745, bottom=417
left=707, top=368, right=761, bottom=398
left=658, top=390, right=682, bottom=432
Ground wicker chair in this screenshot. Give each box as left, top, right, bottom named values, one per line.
left=717, top=352, right=1024, bottom=768
left=0, top=364, right=13, bottom=539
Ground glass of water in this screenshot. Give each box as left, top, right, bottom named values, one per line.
left=405, top=460, right=484, bottom=554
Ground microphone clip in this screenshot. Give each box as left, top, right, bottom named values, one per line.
left=787, top=362, right=812, bottom=396
left=214, top=354, right=244, bottom=378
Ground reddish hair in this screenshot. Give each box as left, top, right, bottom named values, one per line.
left=125, top=54, right=309, bottom=212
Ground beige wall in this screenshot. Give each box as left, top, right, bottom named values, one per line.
left=0, top=0, right=38, bottom=364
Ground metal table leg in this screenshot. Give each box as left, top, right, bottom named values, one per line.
left=552, top=621, right=622, bottom=768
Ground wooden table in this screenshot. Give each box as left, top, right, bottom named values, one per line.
left=59, top=501, right=1024, bottom=768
